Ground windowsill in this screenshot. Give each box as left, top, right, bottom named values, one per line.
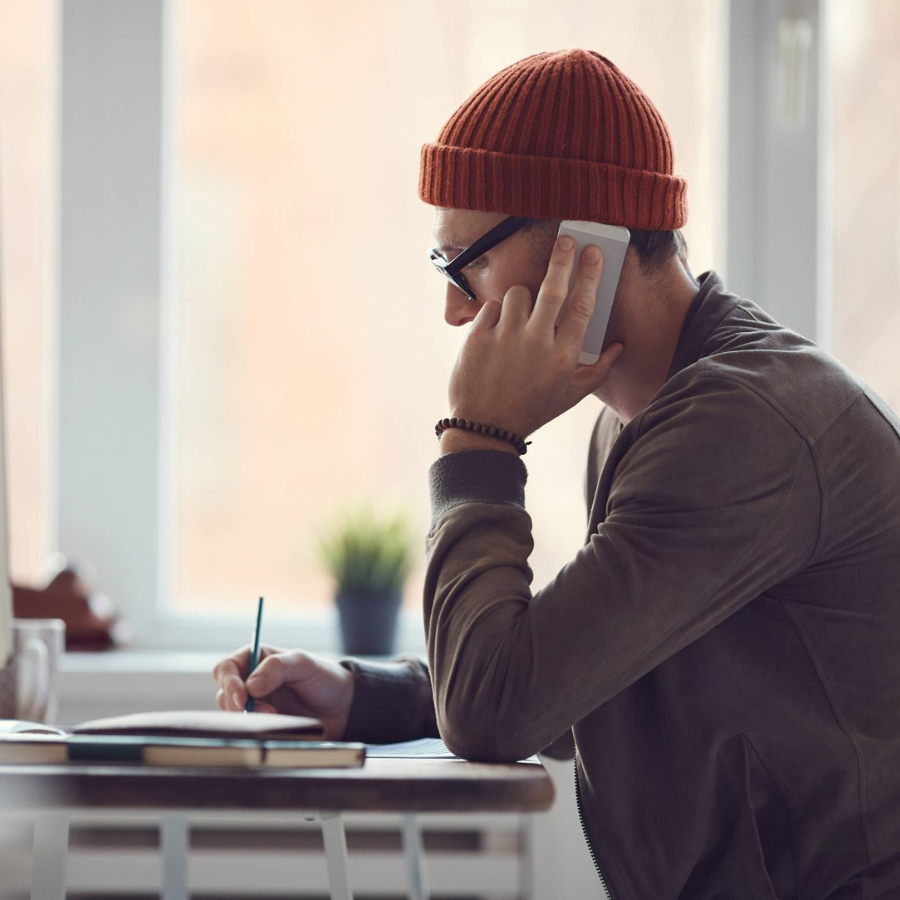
left=57, top=648, right=421, bottom=728
left=103, top=609, right=428, bottom=654
left=60, top=648, right=402, bottom=673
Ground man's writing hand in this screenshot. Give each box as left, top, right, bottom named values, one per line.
left=212, top=645, right=355, bottom=741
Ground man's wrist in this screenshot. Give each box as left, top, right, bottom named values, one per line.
left=438, top=428, right=521, bottom=457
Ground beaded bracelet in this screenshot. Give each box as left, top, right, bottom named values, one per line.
left=435, top=417, right=532, bottom=455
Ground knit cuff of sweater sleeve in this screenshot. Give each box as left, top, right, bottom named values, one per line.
left=337, top=656, right=435, bottom=744
left=427, top=449, right=528, bottom=532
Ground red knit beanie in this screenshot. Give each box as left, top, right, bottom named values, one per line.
left=418, top=48, right=687, bottom=230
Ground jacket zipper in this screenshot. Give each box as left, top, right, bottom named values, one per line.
left=574, top=757, right=616, bottom=900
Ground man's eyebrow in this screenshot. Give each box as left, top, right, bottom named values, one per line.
left=433, top=235, right=474, bottom=253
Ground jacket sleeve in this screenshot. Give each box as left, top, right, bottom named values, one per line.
left=337, top=653, right=578, bottom=758
left=338, top=407, right=615, bottom=757
left=423, top=375, right=822, bottom=762
left=338, top=654, right=440, bottom=743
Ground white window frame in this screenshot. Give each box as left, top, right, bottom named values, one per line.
left=722, top=0, right=833, bottom=350
left=54, top=0, right=831, bottom=651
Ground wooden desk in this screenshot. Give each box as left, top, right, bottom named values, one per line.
left=0, top=757, right=554, bottom=900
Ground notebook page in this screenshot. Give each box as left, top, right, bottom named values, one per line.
left=365, top=736, right=540, bottom=763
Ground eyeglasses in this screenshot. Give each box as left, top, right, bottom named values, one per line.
left=429, top=215, right=530, bottom=303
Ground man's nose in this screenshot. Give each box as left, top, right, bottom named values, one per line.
left=444, top=284, right=479, bottom=326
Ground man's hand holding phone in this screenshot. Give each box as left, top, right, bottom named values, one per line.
left=212, top=645, right=356, bottom=741
left=447, top=230, right=625, bottom=442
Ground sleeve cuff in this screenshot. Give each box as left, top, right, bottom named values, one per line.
left=338, top=655, right=437, bottom=744
left=428, top=449, right=528, bottom=532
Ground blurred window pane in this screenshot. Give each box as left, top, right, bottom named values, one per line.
left=829, top=1, right=900, bottom=408
left=0, top=1, right=55, bottom=584
left=172, top=0, right=724, bottom=614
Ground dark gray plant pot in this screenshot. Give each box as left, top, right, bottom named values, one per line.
left=335, top=587, right=403, bottom=656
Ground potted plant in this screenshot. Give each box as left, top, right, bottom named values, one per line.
left=315, top=502, right=415, bottom=656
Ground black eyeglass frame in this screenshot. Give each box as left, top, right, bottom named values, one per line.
left=429, top=215, right=531, bottom=303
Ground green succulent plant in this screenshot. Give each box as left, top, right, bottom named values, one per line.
left=315, top=501, right=416, bottom=594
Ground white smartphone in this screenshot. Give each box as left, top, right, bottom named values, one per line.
left=557, top=220, right=630, bottom=365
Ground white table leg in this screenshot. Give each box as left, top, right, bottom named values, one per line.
left=320, top=811, right=353, bottom=900
left=32, top=815, right=69, bottom=900
left=401, top=813, right=430, bottom=900
left=519, top=813, right=535, bottom=900
left=159, top=815, right=189, bottom=900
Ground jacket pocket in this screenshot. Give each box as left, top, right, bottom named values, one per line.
left=719, top=731, right=798, bottom=900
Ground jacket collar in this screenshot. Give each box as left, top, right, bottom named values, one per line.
left=665, top=270, right=741, bottom=383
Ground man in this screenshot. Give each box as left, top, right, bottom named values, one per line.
left=213, top=49, right=900, bottom=899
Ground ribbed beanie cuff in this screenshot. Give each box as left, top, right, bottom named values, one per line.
left=418, top=49, right=687, bottom=231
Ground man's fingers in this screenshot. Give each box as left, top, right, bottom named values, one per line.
left=245, top=649, right=316, bottom=698
left=229, top=684, right=246, bottom=709
left=213, top=644, right=287, bottom=700
left=212, top=651, right=252, bottom=706
left=212, top=646, right=251, bottom=683
left=497, top=286, right=532, bottom=330
left=223, top=681, right=246, bottom=710
left=245, top=654, right=283, bottom=697
left=215, top=686, right=245, bottom=712
left=469, top=298, right=502, bottom=333
left=529, top=237, right=577, bottom=335
left=555, top=245, right=603, bottom=354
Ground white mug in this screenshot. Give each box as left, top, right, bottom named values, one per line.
left=0, top=619, right=66, bottom=723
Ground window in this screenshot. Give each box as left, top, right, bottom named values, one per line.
left=24, top=0, right=881, bottom=649
left=171, top=0, right=725, bottom=617
left=828, top=0, right=900, bottom=408
left=0, top=0, right=56, bottom=585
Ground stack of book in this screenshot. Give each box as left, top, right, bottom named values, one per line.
left=0, top=710, right=365, bottom=768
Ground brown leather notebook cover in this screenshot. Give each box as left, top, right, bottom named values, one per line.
left=70, top=710, right=325, bottom=741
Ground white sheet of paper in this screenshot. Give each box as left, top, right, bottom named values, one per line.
left=365, top=737, right=458, bottom=758
left=365, top=736, right=540, bottom=763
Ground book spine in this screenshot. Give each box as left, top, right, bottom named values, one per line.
left=67, top=737, right=144, bottom=761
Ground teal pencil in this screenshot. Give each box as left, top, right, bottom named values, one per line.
left=244, top=596, right=265, bottom=713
